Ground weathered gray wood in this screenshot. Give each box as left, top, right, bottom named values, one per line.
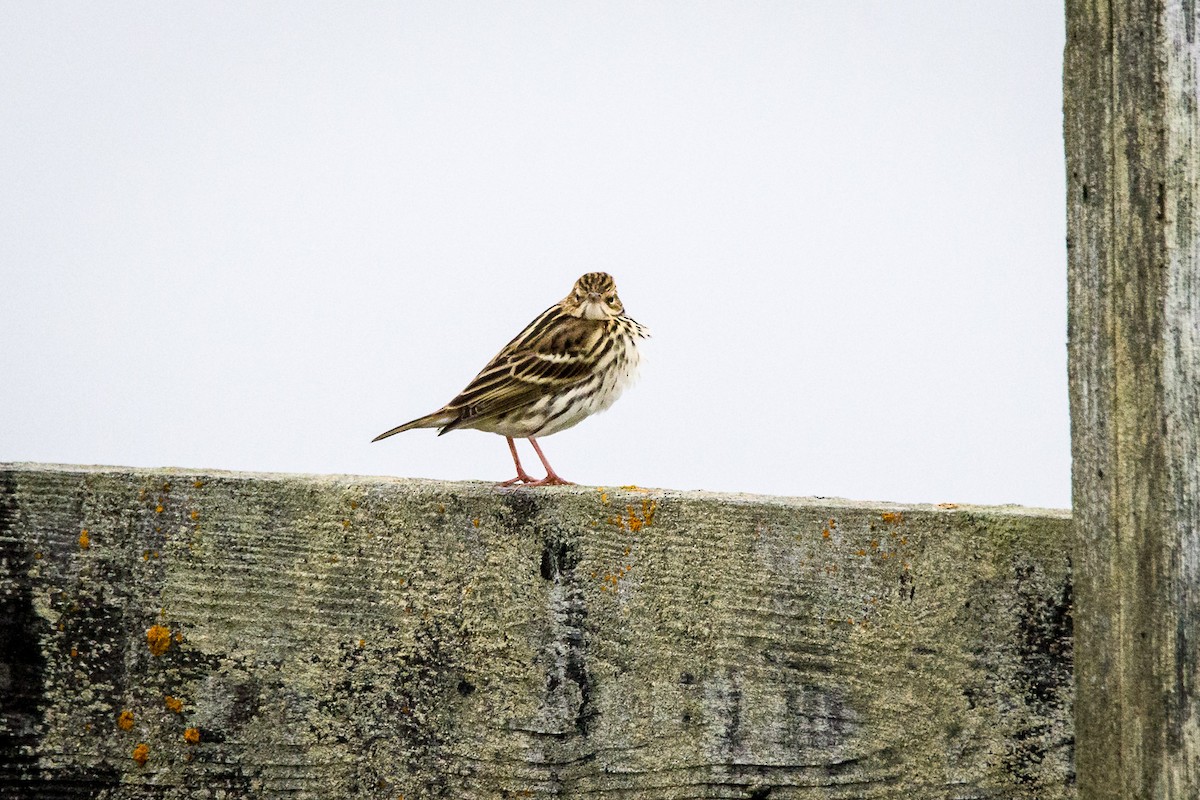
left=0, top=464, right=1072, bottom=799
left=1064, top=1, right=1200, bottom=798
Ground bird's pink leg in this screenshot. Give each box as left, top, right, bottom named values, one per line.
left=524, top=438, right=575, bottom=486
left=499, top=437, right=538, bottom=486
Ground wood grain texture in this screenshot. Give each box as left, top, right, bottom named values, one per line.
left=0, top=464, right=1072, bottom=799
left=1064, top=2, right=1200, bottom=797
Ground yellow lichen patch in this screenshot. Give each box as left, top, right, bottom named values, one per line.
left=34, top=552, right=43, bottom=560
left=193, top=480, right=204, bottom=489
left=146, top=625, right=171, bottom=656
left=161, top=482, right=172, bottom=493
left=70, top=646, right=78, bottom=658
left=183, top=727, right=200, bottom=744
left=189, top=510, right=199, bottom=521
left=881, top=512, right=904, bottom=525
left=937, top=502, right=959, bottom=509
left=597, top=488, right=610, bottom=505
left=599, top=562, right=634, bottom=591
left=342, top=519, right=350, bottom=529
left=620, top=485, right=651, bottom=493
left=471, top=518, right=480, bottom=528
left=608, top=500, right=657, bottom=532
left=155, top=505, right=163, bottom=514
left=173, top=630, right=185, bottom=644
left=131, top=743, right=149, bottom=766
left=164, top=696, right=184, bottom=713
left=821, top=528, right=831, bottom=539
left=117, top=710, right=134, bottom=730
left=79, top=529, right=90, bottom=550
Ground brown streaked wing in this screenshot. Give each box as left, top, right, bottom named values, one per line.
left=438, top=308, right=605, bottom=431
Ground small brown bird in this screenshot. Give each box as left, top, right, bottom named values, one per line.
left=373, top=272, right=648, bottom=486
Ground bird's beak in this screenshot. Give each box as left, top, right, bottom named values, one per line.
left=588, top=292, right=602, bottom=300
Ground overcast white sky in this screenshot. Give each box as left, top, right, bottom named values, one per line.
left=0, top=2, right=1069, bottom=508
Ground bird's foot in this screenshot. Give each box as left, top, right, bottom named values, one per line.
left=499, top=470, right=538, bottom=487
left=523, top=471, right=574, bottom=487
left=498, top=473, right=574, bottom=487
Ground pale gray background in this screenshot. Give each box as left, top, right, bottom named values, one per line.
left=0, top=3, right=1068, bottom=507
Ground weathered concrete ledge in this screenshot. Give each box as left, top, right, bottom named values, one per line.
left=0, top=464, right=1073, bottom=799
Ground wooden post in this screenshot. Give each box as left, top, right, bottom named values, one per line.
left=1065, top=1, right=1200, bottom=798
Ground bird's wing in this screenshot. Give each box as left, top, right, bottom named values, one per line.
left=439, top=307, right=604, bottom=431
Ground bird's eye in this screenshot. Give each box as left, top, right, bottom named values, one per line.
left=606, top=297, right=616, bottom=305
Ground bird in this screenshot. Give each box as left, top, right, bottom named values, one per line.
left=372, top=272, right=648, bottom=486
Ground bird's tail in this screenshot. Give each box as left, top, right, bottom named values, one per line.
left=371, top=409, right=456, bottom=442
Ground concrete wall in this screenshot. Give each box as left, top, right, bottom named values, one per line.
left=0, top=464, right=1073, bottom=799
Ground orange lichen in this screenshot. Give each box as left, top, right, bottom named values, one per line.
left=70, top=646, right=78, bottom=658
left=598, top=488, right=610, bottom=505
left=620, top=485, right=651, bottom=493
left=34, top=552, right=43, bottom=560
left=155, top=505, right=163, bottom=514
left=189, top=510, right=199, bottom=520
left=881, top=512, right=904, bottom=525
left=828, top=518, right=837, bottom=529
left=117, top=710, right=134, bottom=730
left=599, top=562, right=634, bottom=591
left=164, top=696, right=184, bottom=713
left=342, top=519, right=350, bottom=529
left=608, top=500, right=657, bottom=532
left=471, top=518, right=480, bottom=528
left=193, top=480, right=205, bottom=489
left=821, top=528, right=831, bottom=539
left=173, top=630, right=185, bottom=644
left=146, top=625, right=171, bottom=656
left=131, top=743, right=149, bottom=766
left=936, top=502, right=958, bottom=509
left=183, top=727, right=200, bottom=744
left=79, top=529, right=90, bottom=549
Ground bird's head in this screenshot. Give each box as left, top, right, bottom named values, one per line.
left=563, top=272, right=624, bottom=320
